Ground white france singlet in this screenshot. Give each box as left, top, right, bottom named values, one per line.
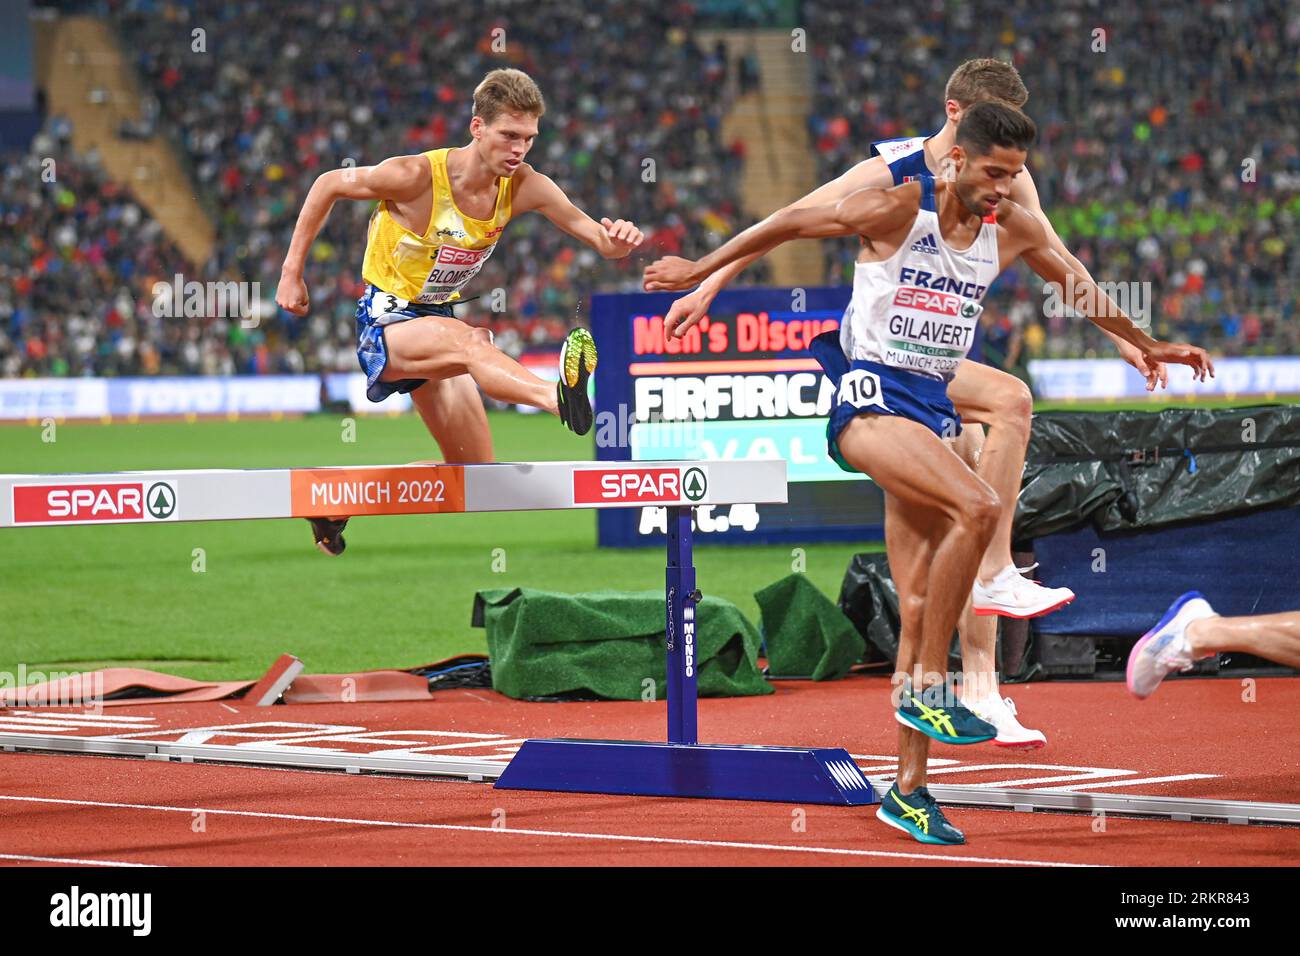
left=841, top=176, right=1000, bottom=382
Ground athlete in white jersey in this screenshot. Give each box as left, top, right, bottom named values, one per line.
left=645, top=103, right=1213, bottom=846
left=841, top=174, right=1000, bottom=380
left=646, top=58, right=1133, bottom=749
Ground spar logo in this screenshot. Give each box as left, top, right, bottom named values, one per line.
left=893, top=286, right=961, bottom=316
left=11, top=480, right=179, bottom=525
left=572, top=466, right=709, bottom=505
left=682, top=467, right=707, bottom=502
left=436, top=245, right=488, bottom=266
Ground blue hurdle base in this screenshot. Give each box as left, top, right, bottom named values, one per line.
left=494, top=738, right=877, bottom=805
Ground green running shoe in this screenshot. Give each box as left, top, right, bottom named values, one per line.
left=557, top=327, right=597, bottom=435
left=895, top=679, right=996, bottom=744
left=876, top=783, right=965, bottom=845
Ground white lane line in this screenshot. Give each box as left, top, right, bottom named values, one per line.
left=0, top=794, right=1097, bottom=868
left=303, top=737, right=526, bottom=755
left=0, top=852, right=160, bottom=867
left=21, top=720, right=170, bottom=730
left=891, top=764, right=1153, bottom=790
left=0, top=723, right=84, bottom=732
left=11, top=712, right=156, bottom=723
left=1038, top=774, right=1220, bottom=793
left=849, top=755, right=961, bottom=767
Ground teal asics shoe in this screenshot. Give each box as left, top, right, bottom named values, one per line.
left=876, top=783, right=966, bottom=845
left=895, top=679, right=997, bottom=744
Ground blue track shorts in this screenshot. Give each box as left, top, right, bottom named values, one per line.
left=355, top=284, right=455, bottom=403
left=809, top=330, right=961, bottom=474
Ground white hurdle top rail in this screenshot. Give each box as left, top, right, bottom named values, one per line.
left=0, top=459, right=787, bottom=527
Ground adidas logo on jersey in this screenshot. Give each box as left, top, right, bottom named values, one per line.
left=910, top=233, right=939, bottom=255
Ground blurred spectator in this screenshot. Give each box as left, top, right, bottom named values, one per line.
left=738, top=46, right=762, bottom=95
left=0, top=120, right=233, bottom=379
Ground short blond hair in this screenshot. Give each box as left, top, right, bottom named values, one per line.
left=473, top=69, right=546, bottom=124
left=944, top=59, right=1029, bottom=109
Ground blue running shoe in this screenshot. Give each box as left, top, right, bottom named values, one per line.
left=876, top=784, right=965, bottom=845
left=895, top=680, right=996, bottom=744
left=1127, top=591, right=1217, bottom=699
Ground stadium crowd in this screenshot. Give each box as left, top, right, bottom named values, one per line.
left=5, top=0, right=1296, bottom=382
left=807, top=0, right=1300, bottom=369
left=9, top=0, right=758, bottom=378
left=125, top=0, right=756, bottom=365
left=0, top=120, right=228, bottom=380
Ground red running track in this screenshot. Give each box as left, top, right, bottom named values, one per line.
left=1, top=675, right=1297, bottom=866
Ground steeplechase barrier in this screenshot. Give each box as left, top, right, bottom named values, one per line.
left=0, top=458, right=877, bottom=806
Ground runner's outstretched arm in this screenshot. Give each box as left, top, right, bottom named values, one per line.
left=643, top=156, right=894, bottom=336
left=1011, top=210, right=1214, bottom=379
left=512, top=167, right=643, bottom=259
left=277, top=156, right=428, bottom=315
left=1012, top=172, right=1168, bottom=389
left=645, top=184, right=913, bottom=293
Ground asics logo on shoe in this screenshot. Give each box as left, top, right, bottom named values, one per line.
left=891, top=792, right=930, bottom=834
left=908, top=695, right=957, bottom=737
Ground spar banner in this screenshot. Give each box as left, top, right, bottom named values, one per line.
left=591, top=287, right=883, bottom=547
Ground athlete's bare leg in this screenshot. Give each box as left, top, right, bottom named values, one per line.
left=946, top=360, right=1033, bottom=585
left=837, top=414, right=1000, bottom=790
left=950, top=425, right=998, bottom=699
left=383, top=316, right=558, bottom=414
left=409, top=375, right=495, bottom=463
left=956, top=600, right=998, bottom=699
left=1188, top=611, right=1300, bottom=669
left=883, top=491, right=940, bottom=794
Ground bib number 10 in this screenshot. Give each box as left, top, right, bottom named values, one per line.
left=838, top=369, right=888, bottom=410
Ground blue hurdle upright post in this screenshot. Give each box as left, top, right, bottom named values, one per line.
left=664, top=505, right=698, bottom=746
left=495, top=503, right=877, bottom=806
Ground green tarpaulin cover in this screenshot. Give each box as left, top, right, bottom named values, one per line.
left=755, top=574, right=865, bottom=680
left=473, top=588, right=772, bottom=701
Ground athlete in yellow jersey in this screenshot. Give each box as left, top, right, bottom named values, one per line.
left=276, top=69, right=643, bottom=554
